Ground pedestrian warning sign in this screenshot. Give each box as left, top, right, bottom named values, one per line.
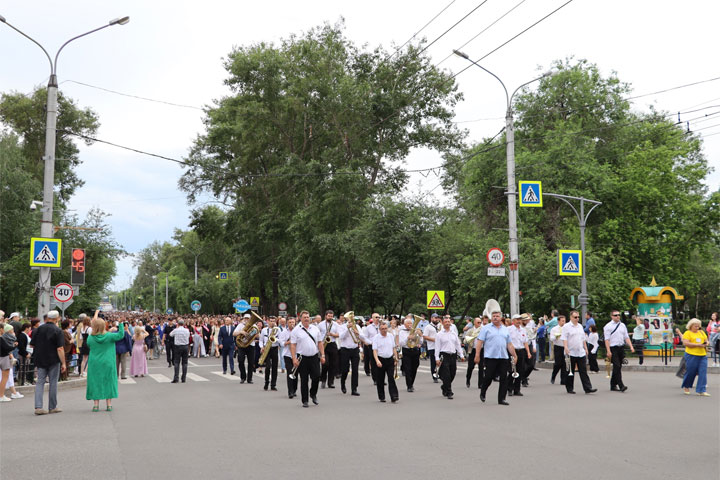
left=250, top=297, right=260, bottom=307
left=558, top=250, right=582, bottom=276
left=426, top=290, right=445, bottom=309
left=519, top=181, right=543, bottom=207
left=29, top=237, right=62, bottom=268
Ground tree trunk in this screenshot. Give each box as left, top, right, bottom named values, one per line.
left=344, top=259, right=355, bottom=312
left=271, top=258, right=280, bottom=316
left=461, top=299, right=473, bottom=320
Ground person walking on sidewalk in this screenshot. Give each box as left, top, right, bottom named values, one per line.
left=30, top=310, right=66, bottom=415
left=681, top=318, right=710, bottom=397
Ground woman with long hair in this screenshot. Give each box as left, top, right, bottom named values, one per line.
left=86, top=312, right=126, bottom=411
left=78, top=316, right=92, bottom=377
left=130, top=326, right=148, bottom=378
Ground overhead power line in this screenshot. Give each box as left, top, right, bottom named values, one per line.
left=386, top=0, right=458, bottom=61
left=62, top=79, right=204, bottom=110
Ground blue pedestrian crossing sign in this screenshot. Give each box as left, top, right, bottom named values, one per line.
left=518, top=181, right=543, bottom=207
left=166, top=308, right=174, bottom=315
left=218, top=272, right=228, bottom=280
left=558, top=250, right=582, bottom=276
left=29, top=237, right=62, bottom=268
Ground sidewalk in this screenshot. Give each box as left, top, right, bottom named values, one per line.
left=537, top=355, right=720, bottom=374
left=14, top=377, right=87, bottom=395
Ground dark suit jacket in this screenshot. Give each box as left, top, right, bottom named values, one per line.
left=219, top=325, right=235, bottom=350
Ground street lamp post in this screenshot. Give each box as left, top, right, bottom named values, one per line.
left=152, top=275, right=157, bottom=313
left=0, top=15, right=129, bottom=319
left=156, top=265, right=169, bottom=313
left=179, top=245, right=199, bottom=286
left=453, top=50, right=552, bottom=318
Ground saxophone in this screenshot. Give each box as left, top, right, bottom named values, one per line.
left=323, top=319, right=335, bottom=345
left=258, top=327, right=279, bottom=365
left=406, top=315, right=423, bottom=349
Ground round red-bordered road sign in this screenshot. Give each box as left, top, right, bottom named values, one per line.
left=486, top=248, right=505, bottom=267
left=53, top=283, right=74, bottom=302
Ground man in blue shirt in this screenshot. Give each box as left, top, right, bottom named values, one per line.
left=584, top=312, right=596, bottom=334
left=474, top=307, right=518, bottom=406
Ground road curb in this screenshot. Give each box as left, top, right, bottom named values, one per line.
left=14, top=378, right=87, bottom=395
left=535, top=361, right=720, bottom=374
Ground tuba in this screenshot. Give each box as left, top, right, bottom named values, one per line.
left=406, top=314, right=424, bottom=349
left=483, top=299, right=502, bottom=319
left=235, top=311, right=263, bottom=348
left=464, top=326, right=481, bottom=346
left=344, top=311, right=361, bottom=344
left=258, top=326, right=280, bottom=365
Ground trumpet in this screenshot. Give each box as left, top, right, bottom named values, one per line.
left=511, top=356, right=520, bottom=378
left=433, top=356, right=443, bottom=380
left=565, top=354, right=574, bottom=376
left=289, top=355, right=303, bottom=380
left=258, top=326, right=280, bottom=365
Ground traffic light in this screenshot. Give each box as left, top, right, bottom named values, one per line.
left=71, top=248, right=85, bottom=285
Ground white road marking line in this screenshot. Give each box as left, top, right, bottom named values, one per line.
left=149, top=374, right=172, bottom=383
left=188, top=361, right=198, bottom=366
left=186, top=373, right=209, bottom=382
left=119, top=377, right=136, bottom=384
left=211, top=371, right=237, bottom=380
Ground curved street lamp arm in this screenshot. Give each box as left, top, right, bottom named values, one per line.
left=54, top=23, right=113, bottom=76
left=0, top=18, right=53, bottom=74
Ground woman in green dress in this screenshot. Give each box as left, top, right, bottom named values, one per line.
left=86, top=311, right=125, bottom=412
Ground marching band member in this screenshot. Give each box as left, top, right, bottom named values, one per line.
left=465, top=317, right=483, bottom=389
left=233, top=314, right=256, bottom=384
left=398, top=316, right=421, bottom=392
left=521, top=313, right=537, bottom=386
left=259, top=317, right=280, bottom=391
left=422, top=313, right=441, bottom=383
left=476, top=303, right=517, bottom=406
left=318, top=310, right=339, bottom=389
left=508, top=314, right=531, bottom=397
left=290, top=311, right=325, bottom=408
left=550, top=315, right=567, bottom=385
left=604, top=309, right=635, bottom=392
left=561, top=311, right=597, bottom=394
left=362, top=314, right=380, bottom=378
left=372, top=321, right=399, bottom=403
left=337, top=314, right=362, bottom=396
left=278, top=317, right=297, bottom=398
left=435, top=315, right=466, bottom=399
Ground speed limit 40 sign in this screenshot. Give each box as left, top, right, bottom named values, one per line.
left=486, top=248, right=505, bottom=267
left=53, top=283, right=74, bottom=303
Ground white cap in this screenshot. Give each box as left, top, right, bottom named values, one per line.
left=47, top=310, right=60, bottom=319
left=511, top=314, right=521, bottom=320
left=243, top=314, right=251, bottom=319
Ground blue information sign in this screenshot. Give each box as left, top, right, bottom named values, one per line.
left=191, top=300, right=202, bottom=312
left=233, top=299, right=251, bottom=313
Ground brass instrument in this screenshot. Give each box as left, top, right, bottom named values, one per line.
left=406, top=315, right=424, bottom=349
left=323, top=319, right=335, bottom=346
left=394, top=353, right=399, bottom=379
left=289, top=355, right=302, bottom=380
left=258, top=326, right=280, bottom=365
left=464, top=326, right=481, bottom=346
left=433, top=356, right=443, bottom=380
left=565, top=354, right=574, bottom=376
left=511, top=356, right=520, bottom=378
left=235, top=311, right=263, bottom=348
left=344, top=311, right=361, bottom=344
left=605, top=356, right=612, bottom=378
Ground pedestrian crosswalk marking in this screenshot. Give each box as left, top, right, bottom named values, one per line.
left=149, top=374, right=171, bottom=383
left=212, top=371, right=237, bottom=380
left=186, top=373, right=209, bottom=382
left=119, top=377, right=136, bottom=384
left=563, top=256, right=578, bottom=272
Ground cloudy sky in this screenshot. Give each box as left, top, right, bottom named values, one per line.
left=2, top=0, right=718, bottom=290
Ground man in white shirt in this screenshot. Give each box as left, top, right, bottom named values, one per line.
left=169, top=319, right=190, bottom=383
left=290, top=311, right=325, bottom=408
left=465, top=317, right=483, bottom=389
left=233, top=313, right=258, bottom=384
left=435, top=315, right=466, bottom=399
left=398, top=316, right=422, bottom=393
left=337, top=314, right=363, bottom=396
left=550, top=315, right=568, bottom=385
left=561, top=310, right=596, bottom=394
left=259, top=317, right=280, bottom=391
left=631, top=316, right=646, bottom=365
left=318, top=310, right=340, bottom=389
left=372, top=321, right=399, bottom=403
left=604, top=310, right=635, bottom=392
left=277, top=317, right=297, bottom=398
left=422, top=313, right=441, bottom=383
left=362, top=314, right=380, bottom=378
left=522, top=313, right=537, bottom=386
left=507, top=315, right=531, bottom=396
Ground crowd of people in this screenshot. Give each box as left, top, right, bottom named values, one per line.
left=0, top=306, right=714, bottom=411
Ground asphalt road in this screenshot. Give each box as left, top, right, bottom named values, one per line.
left=1, top=355, right=717, bottom=480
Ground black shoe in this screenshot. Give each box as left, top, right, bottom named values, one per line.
left=264, top=384, right=269, bottom=391
left=271, top=387, right=277, bottom=391
left=508, top=391, right=514, bottom=397
left=407, top=387, right=414, bottom=393
left=442, top=391, right=448, bottom=397
left=499, top=400, right=509, bottom=406
left=328, top=384, right=335, bottom=389
left=550, top=378, right=555, bottom=384
left=289, top=395, right=294, bottom=399
left=433, top=378, right=439, bottom=383
left=223, top=371, right=227, bottom=375
left=230, top=371, right=235, bottom=375
left=247, top=380, right=253, bottom=384
left=321, top=382, right=326, bottom=389
left=567, top=390, right=576, bottom=394
left=311, top=396, right=318, bottom=405
left=466, top=381, right=470, bottom=388
left=522, top=381, right=529, bottom=387
left=171, top=379, right=179, bottom=383
left=611, top=386, right=619, bottom=391
left=302, top=402, right=309, bottom=408
left=240, top=379, right=245, bottom=384
left=620, top=386, right=628, bottom=392
left=560, top=381, right=565, bottom=386
left=341, top=385, right=347, bottom=394
left=447, top=393, right=454, bottom=399
left=514, top=392, right=523, bottom=397
left=585, top=389, right=597, bottom=394
left=379, top=398, right=386, bottom=403
left=391, top=398, right=398, bottom=403
left=181, top=379, right=186, bottom=383
left=351, top=391, right=360, bottom=396
left=480, top=393, right=486, bottom=403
